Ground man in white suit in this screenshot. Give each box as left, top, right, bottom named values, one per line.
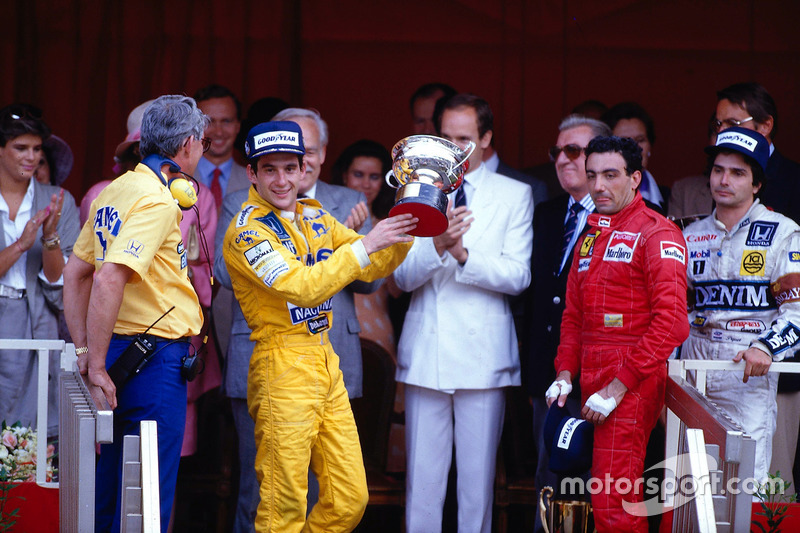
left=395, top=93, right=533, bottom=532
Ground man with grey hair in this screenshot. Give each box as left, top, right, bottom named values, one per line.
left=520, top=114, right=611, bottom=512
left=64, top=94, right=208, bottom=531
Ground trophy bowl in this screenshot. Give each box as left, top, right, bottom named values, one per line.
left=385, top=135, right=475, bottom=237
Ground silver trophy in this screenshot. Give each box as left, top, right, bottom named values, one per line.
left=385, top=135, right=475, bottom=237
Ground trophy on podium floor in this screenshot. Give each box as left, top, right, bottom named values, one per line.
left=539, top=486, right=596, bottom=533
left=385, top=135, right=474, bottom=237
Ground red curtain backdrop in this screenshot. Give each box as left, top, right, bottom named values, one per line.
left=3, top=0, right=800, bottom=201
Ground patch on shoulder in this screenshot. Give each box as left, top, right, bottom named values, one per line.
left=236, top=205, right=257, bottom=227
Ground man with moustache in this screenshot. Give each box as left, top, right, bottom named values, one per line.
left=682, top=127, right=800, bottom=483
left=713, top=83, right=800, bottom=487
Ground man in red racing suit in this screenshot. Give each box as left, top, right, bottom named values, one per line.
left=551, top=136, right=689, bottom=533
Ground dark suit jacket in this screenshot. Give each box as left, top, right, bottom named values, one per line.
left=762, top=149, right=800, bottom=392
left=763, top=149, right=800, bottom=225
left=520, top=194, right=586, bottom=398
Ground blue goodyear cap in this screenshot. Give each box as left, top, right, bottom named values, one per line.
left=543, top=401, right=594, bottom=475
left=244, top=120, right=305, bottom=160
left=705, top=126, right=770, bottom=172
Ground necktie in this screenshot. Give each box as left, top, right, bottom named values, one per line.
left=211, top=168, right=223, bottom=208
left=561, top=202, right=583, bottom=262
left=455, top=185, right=467, bottom=208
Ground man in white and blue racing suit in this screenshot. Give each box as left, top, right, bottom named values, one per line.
left=682, top=127, right=800, bottom=481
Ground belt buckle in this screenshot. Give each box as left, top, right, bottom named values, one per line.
left=0, top=285, right=23, bottom=299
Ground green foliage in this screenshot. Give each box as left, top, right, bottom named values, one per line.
left=0, top=466, right=24, bottom=531
left=752, top=471, right=797, bottom=533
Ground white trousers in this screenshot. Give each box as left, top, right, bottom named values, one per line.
left=404, top=385, right=505, bottom=533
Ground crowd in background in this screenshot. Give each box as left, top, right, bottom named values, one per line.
left=1, top=78, right=799, bottom=532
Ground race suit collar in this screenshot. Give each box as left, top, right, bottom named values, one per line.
left=587, top=192, right=645, bottom=230
left=711, top=199, right=764, bottom=235
left=246, top=185, right=323, bottom=222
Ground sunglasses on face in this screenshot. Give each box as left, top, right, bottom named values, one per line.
left=548, top=144, right=584, bottom=162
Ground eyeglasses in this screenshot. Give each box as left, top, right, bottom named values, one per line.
left=548, top=144, right=584, bottom=162
left=714, top=116, right=754, bottom=132
left=185, top=136, right=212, bottom=153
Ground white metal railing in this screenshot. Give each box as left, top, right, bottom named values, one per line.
left=120, top=420, right=161, bottom=532
left=0, top=339, right=114, bottom=531
left=0, top=338, right=74, bottom=486
left=60, top=364, right=113, bottom=531
left=665, top=358, right=800, bottom=532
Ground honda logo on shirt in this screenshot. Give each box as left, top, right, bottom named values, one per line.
left=746, top=221, right=778, bottom=247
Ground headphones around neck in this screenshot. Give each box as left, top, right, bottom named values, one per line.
left=141, top=154, right=198, bottom=210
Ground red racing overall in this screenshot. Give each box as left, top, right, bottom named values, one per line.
left=555, top=194, right=689, bottom=532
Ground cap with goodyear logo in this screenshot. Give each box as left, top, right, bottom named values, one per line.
left=244, top=120, right=305, bottom=161
left=543, top=402, right=594, bottom=475
left=705, top=126, right=769, bottom=173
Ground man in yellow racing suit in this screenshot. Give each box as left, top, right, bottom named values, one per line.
left=222, top=120, right=416, bottom=532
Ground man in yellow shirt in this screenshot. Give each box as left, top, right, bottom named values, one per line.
left=64, top=95, right=208, bottom=531
left=222, top=120, right=416, bottom=532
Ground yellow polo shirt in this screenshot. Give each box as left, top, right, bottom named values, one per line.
left=73, top=163, right=202, bottom=338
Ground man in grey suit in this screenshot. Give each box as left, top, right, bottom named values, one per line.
left=195, top=85, right=252, bottom=367
left=215, top=107, right=373, bottom=532
left=194, top=84, right=250, bottom=209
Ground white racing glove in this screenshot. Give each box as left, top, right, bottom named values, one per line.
left=585, top=392, right=617, bottom=417
left=545, top=379, right=572, bottom=401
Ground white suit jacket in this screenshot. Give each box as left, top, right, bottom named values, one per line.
left=395, top=165, right=533, bottom=391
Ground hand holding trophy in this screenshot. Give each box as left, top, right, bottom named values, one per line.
left=385, top=135, right=474, bottom=237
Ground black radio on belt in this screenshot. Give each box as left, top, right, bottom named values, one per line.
left=108, top=334, right=157, bottom=389
left=108, top=306, right=175, bottom=389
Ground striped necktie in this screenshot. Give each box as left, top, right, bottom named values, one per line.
left=561, top=202, right=583, bottom=262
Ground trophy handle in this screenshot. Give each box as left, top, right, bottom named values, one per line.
left=385, top=170, right=402, bottom=189
left=445, top=140, right=476, bottom=184
left=452, top=140, right=475, bottom=171
left=539, top=486, right=553, bottom=533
